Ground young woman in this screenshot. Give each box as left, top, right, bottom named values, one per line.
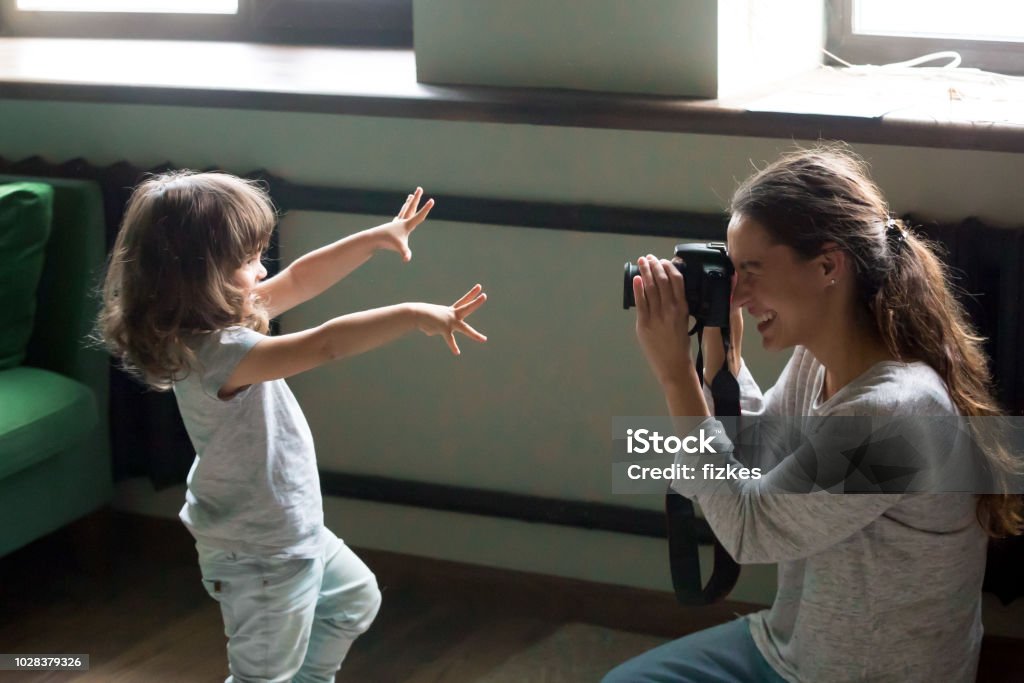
left=606, top=146, right=1021, bottom=683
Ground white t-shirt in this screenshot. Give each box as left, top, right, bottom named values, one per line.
left=173, top=326, right=325, bottom=558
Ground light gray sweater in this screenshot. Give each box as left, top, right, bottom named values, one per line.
left=673, top=347, right=987, bottom=683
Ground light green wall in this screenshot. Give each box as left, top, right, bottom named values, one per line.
left=3, top=100, right=1021, bottom=222
left=6, top=99, right=1024, bottom=621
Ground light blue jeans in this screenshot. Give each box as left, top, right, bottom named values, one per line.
left=197, top=529, right=381, bottom=683
left=601, top=616, right=788, bottom=683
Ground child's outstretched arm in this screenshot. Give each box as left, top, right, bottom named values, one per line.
left=256, top=188, right=434, bottom=318
left=217, top=285, right=487, bottom=398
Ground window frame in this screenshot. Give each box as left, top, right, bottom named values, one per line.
left=826, top=0, right=1024, bottom=76
left=0, top=0, right=413, bottom=47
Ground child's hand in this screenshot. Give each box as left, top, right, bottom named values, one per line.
left=376, top=187, right=435, bottom=262
left=411, top=284, right=488, bottom=355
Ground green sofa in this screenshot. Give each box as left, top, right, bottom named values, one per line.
left=0, top=176, right=112, bottom=557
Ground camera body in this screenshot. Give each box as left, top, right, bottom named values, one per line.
left=623, top=242, right=733, bottom=328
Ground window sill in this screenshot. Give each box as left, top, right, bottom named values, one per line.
left=2, top=38, right=1023, bottom=154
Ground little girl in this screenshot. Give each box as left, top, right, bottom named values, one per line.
left=98, top=171, right=487, bottom=682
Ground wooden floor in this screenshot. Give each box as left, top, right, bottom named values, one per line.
left=0, top=510, right=1020, bottom=682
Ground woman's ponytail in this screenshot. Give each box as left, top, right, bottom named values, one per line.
left=871, top=222, right=1022, bottom=536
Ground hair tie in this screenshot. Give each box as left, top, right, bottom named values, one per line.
left=885, top=217, right=907, bottom=251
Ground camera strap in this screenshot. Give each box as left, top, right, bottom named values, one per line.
left=665, top=322, right=742, bottom=605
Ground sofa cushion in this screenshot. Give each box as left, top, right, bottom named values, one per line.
left=0, top=366, right=97, bottom=480
left=0, top=182, right=54, bottom=370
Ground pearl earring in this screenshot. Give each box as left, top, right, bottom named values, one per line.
left=829, top=279, right=836, bottom=286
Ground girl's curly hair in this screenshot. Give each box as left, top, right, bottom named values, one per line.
left=98, top=171, right=276, bottom=390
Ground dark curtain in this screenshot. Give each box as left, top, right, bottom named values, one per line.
left=913, top=215, right=1024, bottom=605
left=914, top=215, right=1024, bottom=415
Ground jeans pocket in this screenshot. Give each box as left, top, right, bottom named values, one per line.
left=197, top=548, right=240, bottom=603
left=200, top=577, right=229, bottom=601
left=258, top=557, right=315, bottom=590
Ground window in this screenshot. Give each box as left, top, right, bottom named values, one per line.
left=17, top=1, right=238, bottom=13
left=0, top=0, right=412, bottom=46
left=827, top=0, right=1024, bottom=75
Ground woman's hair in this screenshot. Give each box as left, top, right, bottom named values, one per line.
left=98, top=171, right=276, bottom=390
left=730, top=143, right=1022, bottom=538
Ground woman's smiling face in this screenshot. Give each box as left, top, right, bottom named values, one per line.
left=727, top=214, right=829, bottom=352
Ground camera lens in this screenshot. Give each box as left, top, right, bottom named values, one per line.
left=623, top=262, right=640, bottom=309
left=622, top=244, right=732, bottom=324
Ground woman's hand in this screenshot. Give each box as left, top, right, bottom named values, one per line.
left=375, top=187, right=435, bottom=262
left=633, top=255, right=696, bottom=388
left=411, top=284, right=488, bottom=355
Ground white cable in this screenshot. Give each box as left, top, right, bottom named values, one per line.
left=884, top=51, right=961, bottom=69
left=822, top=48, right=962, bottom=72
left=822, top=48, right=1024, bottom=84
left=822, top=48, right=856, bottom=68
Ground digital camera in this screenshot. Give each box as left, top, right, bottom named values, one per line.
left=622, top=242, right=733, bottom=328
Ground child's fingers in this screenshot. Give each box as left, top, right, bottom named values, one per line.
left=404, top=187, right=423, bottom=218
left=445, top=332, right=461, bottom=356
left=453, top=284, right=483, bottom=307
left=397, top=193, right=414, bottom=220
left=408, top=198, right=434, bottom=228
left=455, top=292, right=487, bottom=317
left=457, top=321, right=487, bottom=343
